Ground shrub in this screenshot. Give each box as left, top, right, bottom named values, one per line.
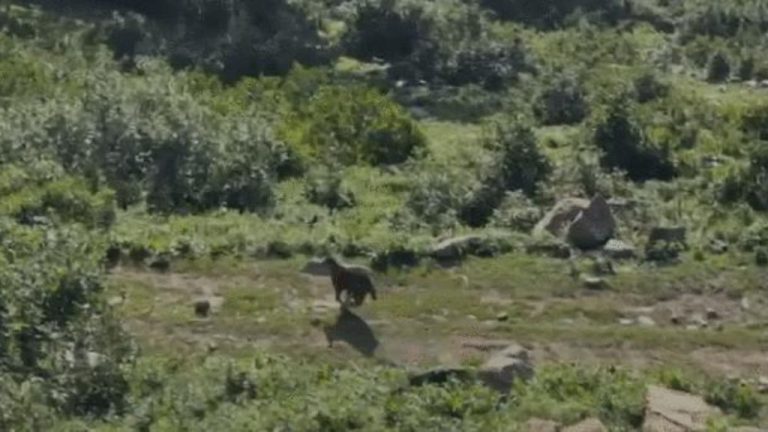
left=304, top=166, right=356, bottom=211
left=283, top=85, right=426, bottom=166
left=480, top=0, right=629, bottom=28
left=633, top=72, right=669, bottom=103
left=707, top=52, right=731, bottom=83
left=459, top=120, right=551, bottom=227
left=593, top=101, right=676, bottom=182
left=0, top=163, right=116, bottom=229
left=0, top=221, right=135, bottom=421
left=483, top=120, right=552, bottom=197
left=406, top=169, right=468, bottom=230
left=534, top=75, right=590, bottom=125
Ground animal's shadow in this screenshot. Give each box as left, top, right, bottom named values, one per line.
left=323, top=306, right=379, bottom=357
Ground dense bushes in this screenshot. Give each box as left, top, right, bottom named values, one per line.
left=282, top=85, right=426, bottom=166
left=0, top=221, right=134, bottom=424
left=461, top=120, right=551, bottom=227
left=534, top=74, right=589, bottom=125
left=592, top=101, right=676, bottom=182
left=0, top=63, right=284, bottom=215
left=480, top=0, right=630, bottom=28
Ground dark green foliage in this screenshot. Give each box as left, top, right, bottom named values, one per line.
left=283, top=85, right=426, bottom=166
left=459, top=120, right=551, bottom=227
left=741, top=145, right=768, bottom=211
left=304, top=166, right=356, bottom=211
left=633, top=72, right=669, bottom=103
left=534, top=75, right=589, bottom=125
left=593, top=102, right=676, bottom=182
left=707, top=52, right=731, bottom=83
left=0, top=222, right=134, bottom=422
left=480, top=0, right=630, bottom=28
left=0, top=162, right=116, bottom=229
left=483, top=120, right=552, bottom=197
left=705, top=379, right=763, bottom=419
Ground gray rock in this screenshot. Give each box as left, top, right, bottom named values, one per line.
left=706, top=239, right=729, bottom=255
left=431, top=235, right=485, bottom=263
left=525, top=418, right=561, bottom=432
left=496, top=312, right=510, bottom=322
left=620, top=318, right=635, bottom=326
left=533, top=198, right=591, bottom=239
left=637, top=316, right=657, bottom=327
left=603, top=239, right=636, bottom=260
left=741, top=297, right=751, bottom=311
left=581, top=276, right=610, bottom=290
left=478, top=344, right=535, bottom=393
left=562, top=418, right=607, bottom=432
left=566, top=195, right=617, bottom=250
left=642, top=385, right=721, bottom=432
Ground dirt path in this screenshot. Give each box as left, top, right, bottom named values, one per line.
left=107, top=267, right=768, bottom=378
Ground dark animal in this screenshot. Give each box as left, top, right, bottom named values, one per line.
left=323, top=256, right=377, bottom=307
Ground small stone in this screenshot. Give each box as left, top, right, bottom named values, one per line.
left=741, top=297, right=751, bottom=311
left=256, top=316, right=267, bottom=324
left=637, top=316, right=656, bottom=327
left=619, top=318, right=634, bottom=326
left=496, top=312, right=510, bottom=322
left=581, top=276, right=610, bottom=290
left=757, top=377, right=768, bottom=394
left=603, top=239, right=636, bottom=260
left=467, top=315, right=478, bottom=321
left=685, top=325, right=699, bottom=331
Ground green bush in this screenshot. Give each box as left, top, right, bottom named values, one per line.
left=480, top=0, right=629, bottom=28
left=707, top=52, right=731, bottom=83
left=283, top=84, right=426, bottom=166
left=304, top=166, right=356, bottom=211
left=0, top=163, right=115, bottom=229
left=459, top=119, right=551, bottom=227
left=592, top=101, right=676, bottom=182
left=0, top=221, right=134, bottom=423
left=534, top=74, right=589, bottom=125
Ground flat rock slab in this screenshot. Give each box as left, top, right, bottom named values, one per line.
left=562, top=418, right=607, bottom=432
left=643, top=385, right=721, bottom=432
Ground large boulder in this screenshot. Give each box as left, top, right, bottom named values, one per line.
left=566, top=195, right=617, bottom=250
left=477, top=344, right=534, bottom=393
left=533, top=198, right=590, bottom=239
left=642, top=385, right=721, bottom=432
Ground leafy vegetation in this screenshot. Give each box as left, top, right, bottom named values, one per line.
left=1, top=0, right=768, bottom=429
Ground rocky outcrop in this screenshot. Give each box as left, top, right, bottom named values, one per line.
left=533, top=198, right=590, bottom=239
left=431, top=235, right=485, bottom=263
left=642, top=385, right=721, bottom=432
left=566, top=196, right=616, bottom=250
left=477, top=343, right=534, bottom=393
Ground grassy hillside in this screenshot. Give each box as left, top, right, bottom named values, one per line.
left=1, top=0, right=768, bottom=430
